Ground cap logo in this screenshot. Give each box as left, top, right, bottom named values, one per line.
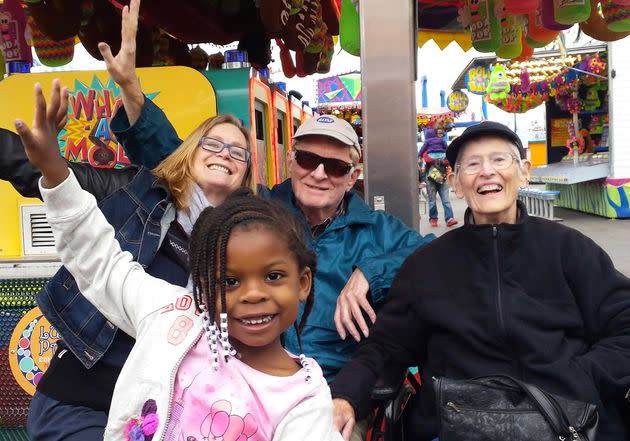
left=317, top=116, right=335, bottom=124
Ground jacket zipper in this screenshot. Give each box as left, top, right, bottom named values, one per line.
left=160, top=329, right=204, bottom=441
left=492, top=226, right=506, bottom=338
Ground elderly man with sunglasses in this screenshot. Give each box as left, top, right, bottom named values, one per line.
left=103, top=99, right=433, bottom=438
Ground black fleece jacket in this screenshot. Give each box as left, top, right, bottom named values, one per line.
left=331, top=203, right=630, bottom=441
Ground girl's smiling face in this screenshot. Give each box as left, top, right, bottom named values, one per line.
left=216, top=226, right=312, bottom=360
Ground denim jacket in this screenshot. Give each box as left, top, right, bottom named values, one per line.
left=37, top=167, right=175, bottom=368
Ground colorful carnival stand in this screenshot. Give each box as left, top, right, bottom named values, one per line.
left=452, top=43, right=630, bottom=218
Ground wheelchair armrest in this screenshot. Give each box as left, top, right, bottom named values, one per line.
left=370, top=365, right=408, bottom=401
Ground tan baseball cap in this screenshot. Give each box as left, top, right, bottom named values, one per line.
left=293, top=115, right=361, bottom=158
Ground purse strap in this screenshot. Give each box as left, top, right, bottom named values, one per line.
left=491, top=376, right=574, bottom=438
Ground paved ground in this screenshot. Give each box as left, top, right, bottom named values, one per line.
left=418, top=188, right=630, bottom=277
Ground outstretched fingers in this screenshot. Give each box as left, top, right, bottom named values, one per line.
left=46, top=79, right=61, bottom=125
left=32, top=83, right=47, bottom=130
left=121, top=0, right=139, bottom=53
left=56, top=87, right=69, bottom=132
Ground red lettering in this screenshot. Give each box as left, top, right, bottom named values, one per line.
left=64, top=137, right=89, bottom=161
left=70, top=90, right=96, bottom=121
left=94, top=90, right=112, bottom=118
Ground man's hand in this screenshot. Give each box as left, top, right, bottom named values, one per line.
left=333, top=398, right=356, bottom=441
left=334, top=269, right=376, bottom=342
left=14, top=80, right=69, bottom=188
left=98, top=0, right=139, bottom=88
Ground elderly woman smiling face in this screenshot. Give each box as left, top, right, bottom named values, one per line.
left=448, top=136, right=531, bottom=225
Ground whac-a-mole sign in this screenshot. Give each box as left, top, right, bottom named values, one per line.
left=8, top=307, right=59, bottom=395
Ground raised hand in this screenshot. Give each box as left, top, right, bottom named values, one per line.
left=14, top=79, right=69, bottom=188
left=98, top=0, right=144, bottom=126
left=98, top=0, right=140, bottom=88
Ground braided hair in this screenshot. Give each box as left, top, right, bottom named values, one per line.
left=188, top=188, right=316, bottom=353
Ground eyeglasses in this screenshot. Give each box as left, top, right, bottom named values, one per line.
left=456, top=152, right=520, bottom=175
left=293, top=150, right=354, bottom=177
left=199, top=137, right=251, bottom=163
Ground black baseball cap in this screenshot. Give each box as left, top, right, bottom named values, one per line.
left=446, top=121, right=525, bottom=166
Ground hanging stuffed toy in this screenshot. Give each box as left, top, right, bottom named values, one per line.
left=583, top=84, right=601, bottom=111
left=514, top=34, right=534, bottom=60
left=553, top=0, right=591, bottom=25
left=28, top=15, right=75, bottom=67
left=520, top=68, right=531, bottom=93
left=321, top=0, right=340, bottom=35
left=541, top=0, right=572, bottom=30
left=506, top=0, right=540, bottom=13
left=495, top=0, right=522, bottom=59
left=0, top=0, right=33, bottom=65
left=526, top=9, right=560, bottom=46
left=26, top=0, right=82, bottom=41
left=317, top=33, right=334, bottom=73
left=486, top=64, right=511, bottom=100
left=565, top=121, right=585, bottom=156
left=589, top=114, right=604, bottom=134
left=463, top=0, right=501, bottom=52
left=259, top=0, right=292, bottom=35
left=283, top=0, right=317, bottom=51
left=276, top=38, right=297, bottom=77
left=602, top=0, right=630, bottom=32
left=340, top=0, right=360, bottom=55
left=189, top=46, right=209, bottom=70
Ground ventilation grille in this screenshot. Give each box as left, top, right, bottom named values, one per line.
left=20, top=205, right=56, bottom=256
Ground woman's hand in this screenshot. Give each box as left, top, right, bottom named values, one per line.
left=98, top=0, right=139, bottom=88
left=14, top=79, right=69, bottom=188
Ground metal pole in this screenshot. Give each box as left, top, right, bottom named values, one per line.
left=360, top=0, right=419, bottom=230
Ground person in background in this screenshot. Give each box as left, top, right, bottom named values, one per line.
left=331, top=122, right=630, bottom=441
left=420, top=127, right=457, bottom=228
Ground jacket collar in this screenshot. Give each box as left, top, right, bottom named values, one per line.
left=463, top=200, right=529, bottom=226
left=271, top=179, right=377, bottom=231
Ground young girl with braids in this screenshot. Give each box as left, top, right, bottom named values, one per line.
left=15, top=85, right=343, bottom=441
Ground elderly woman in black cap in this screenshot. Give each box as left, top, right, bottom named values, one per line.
left=330, top=121, right=630, bottom=441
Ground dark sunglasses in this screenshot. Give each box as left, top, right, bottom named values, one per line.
left=199, top=137, right=251, bottom=163
left=293, top=150, right=354, bottom=177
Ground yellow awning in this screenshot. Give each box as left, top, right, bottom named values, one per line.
left=418, top=30, right=473, bottom=52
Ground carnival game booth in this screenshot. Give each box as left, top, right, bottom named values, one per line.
left=452, top=43, right=630, bottom=219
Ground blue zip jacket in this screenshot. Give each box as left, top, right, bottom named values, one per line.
left=113, top=98, right=435, bottom=380
left=269, top=180, right=433, bottom=380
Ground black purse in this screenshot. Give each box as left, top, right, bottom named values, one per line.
left=434, top=375, right=599, bottom=441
